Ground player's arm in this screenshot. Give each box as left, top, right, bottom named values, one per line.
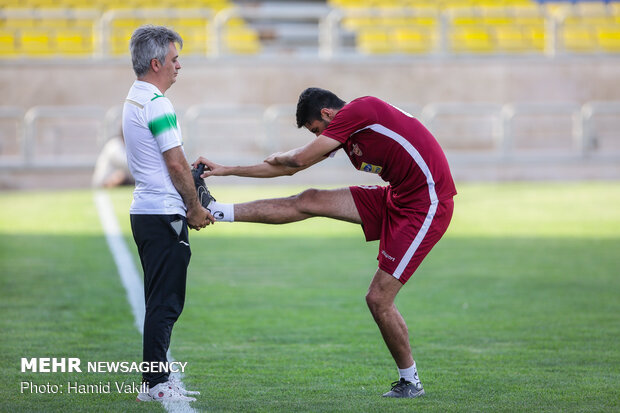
left=163, top=146, right=215, bottom=229
left=194, top=135, right=341, bottom=178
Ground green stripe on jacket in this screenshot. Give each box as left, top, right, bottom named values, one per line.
left=148, top=113, right=177, bottom=137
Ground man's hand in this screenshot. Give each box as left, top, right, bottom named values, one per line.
left=186, top=204, right=214, bottom=230
left=264, top=152, right=284, bottom=166
left=163, top=147, right=214, bottom=231
left=192, top=156, right=225, bottom=178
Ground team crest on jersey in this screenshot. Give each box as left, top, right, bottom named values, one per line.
left=359, top=162, right=383, bottom=174
left=350, top=143, right=363, bottom=157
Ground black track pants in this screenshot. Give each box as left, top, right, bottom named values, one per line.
left=130, top=214, right=190, bottom=386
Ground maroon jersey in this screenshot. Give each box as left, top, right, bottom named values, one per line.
left=322, top=96, right=457, bottom=209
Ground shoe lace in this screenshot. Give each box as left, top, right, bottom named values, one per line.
left=390, top=378, right=409, bottom=390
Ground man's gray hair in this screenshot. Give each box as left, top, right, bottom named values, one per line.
left=130, top=25, right=183, bottom=78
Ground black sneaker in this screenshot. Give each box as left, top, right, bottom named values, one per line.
left=382, top=378, right=425, bottom=398
left=191, top=163, right=216, bottom=209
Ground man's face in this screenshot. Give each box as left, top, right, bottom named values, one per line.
left=304, top=119, right=330, bottom=137
left=304, top=108, right=338, bottom=137
left=161, top=42, right=181, bottom=89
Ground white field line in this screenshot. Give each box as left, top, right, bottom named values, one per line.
left=94, top=190, right=197, bottom=413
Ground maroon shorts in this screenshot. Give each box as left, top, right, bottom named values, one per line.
left=350, top=185, right=454, bottom=284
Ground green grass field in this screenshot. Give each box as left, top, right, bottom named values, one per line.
left=1, top=182, right=619, bottom=412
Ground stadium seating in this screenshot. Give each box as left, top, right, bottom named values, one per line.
left=448, top=6, right=546, bottom=53
left=557, top=5, right=620, bottom=53
left=0, top=0, right=259, bottom=58
left=329, top=0, right=620, bottom=55
left=0, top=10, right=97, bottom=58
left=1, top=0, right=619, bottom=57
left=343, top=7, right=440, bottom=54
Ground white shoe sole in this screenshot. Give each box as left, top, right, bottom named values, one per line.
left=136, top=393, right=153, bottom=402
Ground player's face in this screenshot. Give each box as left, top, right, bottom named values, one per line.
left=305, top=119, right=329, bottom=137
left=162, top=42, right=181, bottom=88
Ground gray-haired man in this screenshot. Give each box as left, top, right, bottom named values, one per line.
left=122, top=25, right=214, bottom=402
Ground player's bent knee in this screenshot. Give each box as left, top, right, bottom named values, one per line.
left=365, top=283, right=397, bottom=314
left=365, top=290, right=385, bottom=314
left=295, top=188, right=322, bottom=214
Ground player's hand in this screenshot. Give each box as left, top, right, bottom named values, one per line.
left=187, top=204, right=215, bottom=230
left=192, top=157, right=223, bottom=178
left=264, top=152, right=283, bottom=166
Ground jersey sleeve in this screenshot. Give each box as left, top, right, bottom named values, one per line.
left=145, top=96, right=182, bottom=153
left=321, top=98, right=376, bottom=144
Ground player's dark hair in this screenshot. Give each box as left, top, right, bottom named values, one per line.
left=130, top=25, right=183, bottom=78
left=296, top=87, right=346, bottom=128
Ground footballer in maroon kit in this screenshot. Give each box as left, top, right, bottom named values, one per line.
left=193, top=87, right=456, bottom=398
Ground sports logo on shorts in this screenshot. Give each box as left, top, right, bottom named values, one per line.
left=359, top=162, right=383, bottom=174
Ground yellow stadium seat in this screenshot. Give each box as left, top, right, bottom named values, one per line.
left=174, top=0, right=212, bottom=8
left=544, top=2, right=573, bottom=18
left=513, top=15, right=545, bottom=27
left=357, top=28, right=392, bottom=54
left=334, top=0, right=368, bottom=7
left=38, top=19, right=70, bottom=30
left=175, top=17, right=209, bottom=28
left=343, top=17, right=378, bottom=30
left=561, top=25, right=597, bottom=52
left=495, top=25, right=528, bottom=51
left=174, top=23, right=209, bottom=55
left=598, top=26, right=620, bottom=53
left=0, top=0, right=24, bottom=7
left=171, top=17, right=209, bottom=55
left=110, top=18, right=142, bottom=29
left=3, top=19, right=36, bottom=29
left=225, top=17, right=247, bottom=28
left=453, top=16, right=480, bottom=25
left=579, top=15, right=616, bottom=27
left=201, top=0, right=231, bottom=11
left=129, top=0, right=161, bottom=8
left=529, top=26, right=546, bottom=51
left=451, top=26, right=494, bottom=52
left=73, top=18, right=97, bottom=29
left=575, top=2, right=610, bottom=16
left=0, top=30, right=17, bottom=56
left=58, top=0, right=100, bottom=8
left=393, top=26, right=436, bottom=53
left=102, top=0, right=137, bottom=10
left=224, top=26, right=260, bottom=55
left=20, top=29, right=53, bottom=55
left=109, top=27, right=134, bottom=55
left=483, top=16, right=514, bottom=26
left=27, top=0, right=59, bottom=8
left=56, top=28, right=94, bottom=55
left=506, top=0, right=535, bottom=5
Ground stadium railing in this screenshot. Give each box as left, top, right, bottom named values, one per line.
left=0, top=107, right=24, bottom=166
left=182, top=104, right=266, bottom=164
left=1, top=101, right=618, bottom=172
left=420, top=103, right=504, bottom=155
left=500, top=102, right=583, bottom=159
left=20, top=106, right=107, bottom=169
left=581, top=101, right=620, bottom=158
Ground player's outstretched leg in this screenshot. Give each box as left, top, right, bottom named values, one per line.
left=233, top=187, right=362, bottom=225
left=365, top=269, right=425, bottom=398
